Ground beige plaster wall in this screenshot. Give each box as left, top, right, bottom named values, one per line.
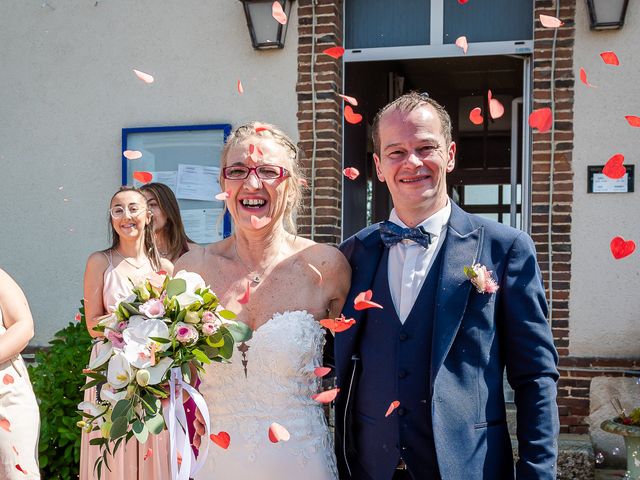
left=0, top=0, right=298, bottom=344
left=570, top=0, right=640, bottom=357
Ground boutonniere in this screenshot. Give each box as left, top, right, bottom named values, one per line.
left=464, top=263, right=499, bottom=294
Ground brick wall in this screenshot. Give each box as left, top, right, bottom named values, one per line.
left=296, top=0, right=344, bottom=245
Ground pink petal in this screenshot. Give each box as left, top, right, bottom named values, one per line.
left=385, top=400, right=401, bottom=417
left=625, top=115, right=640, bottom=127
left=215, top=190, right=231, bottom=201
left=268, top=422, right=291, bottom=443
left=455, top=36, right=468, bottom=54
left=144, top=448, right=153, bottom=460
left=308, top=263, right=323, bottom=284
left=133, top=171, right=153, bottom=184
left=299, top=178, right=308, bottom=187
left=338, top=94, right=358, bottom=106
left=539, top=14, right=563, bottom=28
left=271, top=1, right=287, bottom=25
left=579, top=67, right=597, bottom=88
left=600, top=51, right=620, bottom=66
left=354, top=290, right=383, bottom=311
left=343, top=167, right=360, bottom=180
left=0, top=419, right=11, bottom=432
left=237, top=281, right=250, bottom=305
left=237, top=79, right=244, bottom=95
left=314, top=367, right=332, bottom=378
left=250, top=215, right=271, bottom=229
left=3, top=374, right=14, bottom=385
left=133, top=69, right=154, bottom=84
left=469, top=107, right=483, bottom=125
left=123, top=150, right=143, bottom=160
left=322, top=46, right=345, bottom=59
left=344, top=106, right=363, bottom=125
left=74, top=312, right=82, bottom=322
left=312, top=387, right=340, bottom=403
left=488, top=90, right=505, bottom=119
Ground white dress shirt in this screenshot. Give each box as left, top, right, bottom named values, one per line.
left=387, top=201, right=451, bottom=323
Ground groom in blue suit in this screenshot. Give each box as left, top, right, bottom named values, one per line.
left=334, top=93, right=559, bottom=479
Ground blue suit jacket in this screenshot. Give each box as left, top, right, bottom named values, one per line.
left=334, top=203, right=559, bottom=479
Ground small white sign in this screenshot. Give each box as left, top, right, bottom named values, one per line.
left=592, top=173, right=629, bottom=193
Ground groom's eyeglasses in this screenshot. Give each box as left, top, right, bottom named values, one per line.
left=222, top=165, right=290, bottom=180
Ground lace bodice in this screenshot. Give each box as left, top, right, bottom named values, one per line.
left=196, top=311, right=337, bottom=480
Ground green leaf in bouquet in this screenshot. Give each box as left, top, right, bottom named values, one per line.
left=181, top=363, right=192, bottom=384
left=118, top=304, right=131, bottom=319
left=205, top=331, right=225, bottom=348
left=176, top=308, right=187, bottom=323
left=89, top=438, right=107, bottom=447
left=140, top=393, right=161, bottom=416
left=192, top=348, right=212, bottom=364
left=225, top=321, right=253, bottom=343
left=201, top=345, right=219, bottom=358
left=109, top=416, right=129, bottom=439
left=84, top=372, right=107, bottom=381
left=219, top=332, right=234, bottom=358
left=145, top=413, right=165, bottom=435
left=201, top=291, right=215, bottom=305
left=121, top=302, right=141, bottom=316
left=217, top=309, right=237, bottom=320
left=166, top=278, right=187, bottom=298
left=111, top=399, right=131, bottom=421
left=149, top=336, right=171, bottom=344
left=80, top=378, right=104, bottom=392
left=144, top=385, right=169, bottom=398
left=132, top=420, right=149, bottom=444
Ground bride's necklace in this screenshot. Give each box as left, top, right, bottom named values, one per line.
left=113, top=248, right=146, bottom=269
left=233, top=241, right=280, bottom=285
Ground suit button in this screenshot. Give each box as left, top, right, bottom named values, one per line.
left=399, top=332, right=408, bottom=341
left=398, top=369, right=407, bottom=379
left=397, top=407, right=406, bottom=416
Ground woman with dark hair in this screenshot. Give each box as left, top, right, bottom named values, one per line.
left=140, top=183, right=201, bottom=263
left=79, top=186, right=173, bottom=480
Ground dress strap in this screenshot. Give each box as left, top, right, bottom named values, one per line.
left=101, top=250, right=113, bottom=267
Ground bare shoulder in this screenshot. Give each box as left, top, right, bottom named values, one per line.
left=0, top=268, right=19, bottom=295
left=86, top=251, right=110, bottom=271
left=175, top=245, right=206, bottom=272
left=296, top=240, right=351, bottom=278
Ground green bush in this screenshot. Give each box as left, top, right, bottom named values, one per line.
left=28, top=303, right=92, bottom=479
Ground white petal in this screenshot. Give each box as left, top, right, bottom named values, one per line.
left=89, top=342, right=114, bottom=369
left=147, top=357, right=174, bottom=385
left=106, top=353, right=132, bottom=389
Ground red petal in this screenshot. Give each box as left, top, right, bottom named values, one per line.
left=314, top=367, right=332, bottom=378
left=210, top=431, right=231, bottom=449
left=157, top=270, right=168, bottom=275
left=15, top=464, right=27, bottom=475
left=215, top=190, right=231, bottom=201
left=343, top=167, right=360, bottom=180
left=237, top=281, right=250, bottom=305
left=271, top=1, right=287, bottom=25
left=319, top=315, right=356, bottom=333
left=602, top=154, right=626, bottom=179
left=539, top=14, right=563, bottom=28
left=144, top=448, right=153, bottom=460
left=344, top=106, right=363, bottom=125
left=610, top=236, right=636, bottom=260
left=123, top=150, right=142, bottom=160
left=74, top=312, right=82, bottom=322
left=528, top=108, right=553, bottom=133
left=133, top=171, right=153, bottom=184
left=0, top=419, right=11, bottom=432
left=237, top=80, right=244, bottom=95
left=600, top=51, right=620, bottom=66
left=458, top=0, right=469, bottom=4
left=579, top=67, right=597, bottom=88
left=308, top=263, right=323, bottom=284
left=469, top=107, right=483, bottom=125
left=254, top=123, right=269, bottom=133
left=385, top=400, right=401, bottom=417
left=455, top=36, right=468, bottom=54
left=133, top=69, right=154, bottom=84
left=354, top=290, right=383, bottom=311
left=268, top=422, right=290, bottom=443
left=250, top=215, right=272, bottom=229
left=322, top=46, right=345, bottom=59
left=338, top=94, right=358, bottom=106
left=625, top=115, right=640, bottom=127
left=3, top=374, right=14, bottom=385
left=312, top=387, right=340, bottom=403
left=177, top=452, right=182, bottom=466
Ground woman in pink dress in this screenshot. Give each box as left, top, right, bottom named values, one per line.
left=0, top=268, right=40, bottom=479
left=79, top=186, right=173, bottom=480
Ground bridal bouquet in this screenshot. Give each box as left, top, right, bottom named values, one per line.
left=78, top=270, right=251, bottom=479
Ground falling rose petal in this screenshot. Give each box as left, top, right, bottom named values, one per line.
left=319, top=315, right=356, bottom=333
left=133, top=69, right=154, bottom=84
left=600, top=51, right=620, bottom=66
left=455, top=36, right=468, bottom=54
left=314, top=367, right=332, bottom=378
left=210, top=431, right=231, bottom=449
left=528, top=108, right=553, bottom=133
left=299, top=178, right=308, bottom=187
left=74, top=312, right=82, bottom=322
left=610, top=236, right=636, bottom=260
left=312, top=387, right=340, bottom=403
left=385, top=400, right=401, bottom=417
left=82, top=368, right=94, bottom=374
left=237, top=80, right=244, bottom=95
left=250, top=215, right=271, bottom=229
left=133, top=171, right=153, bottom=184
left=322, top=46, right=345, bottom=59
left=487, top=90, right=504, bottom=119
left=308, top=263, right=323, bottom=284
left=237, top=281, right=250, bottom=305
left=458, top=0, right=469, bottom=4
left=254, top=123, right=269, bottom=133
left=354, top=290, right=383, bottom=311
left=338, top=94, right=358, bottom=106
left=625, top=115, right=640, bottom=127
left=271, top=1, right=287, bottom=25
left=144, top=448, right=153, bottom=460
left=15, top=464, right=27, bottom=475
left=256, top=146, right=263, bottom=156
left=215, top=190, right=231, bottom=201
left=343, top=167, right=360, bottom=180
left=579, top=68, right=597, bottom=88
left=249, top=144, right=255, bottom=155
left=123, top=150, right=143, bottom=160
left=602, top=154, right=626, bottom=179
left=177, top=452, right=182, bottom=466
left=539, top=14, right=563, bottom=28
left=3, top=374, right=14, bottom=385
left=344, top=106, right=363, bottom=125
left=0, top=419, right=11, bottom=432
left=268, top=422, right=291, bottom=443
left=469, top=107, right=483, bottom=125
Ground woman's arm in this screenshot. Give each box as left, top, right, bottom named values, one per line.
left=0, top=268, right=36, bottom=364
left=83, top=252, right=109, bottom=338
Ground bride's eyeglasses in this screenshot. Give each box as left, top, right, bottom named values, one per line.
left=222, top=165, right=289, bottom=180
left=109, top=204, right=147, bottom=219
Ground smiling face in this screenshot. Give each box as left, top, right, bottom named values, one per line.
left=373, top=104, right=456, bottom=225
left=221, top=135, right=294, bottom=233
left=110, top=190, right=151, bottom=241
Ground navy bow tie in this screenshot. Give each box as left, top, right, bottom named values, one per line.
left=380, top=221, right=432, bottom=249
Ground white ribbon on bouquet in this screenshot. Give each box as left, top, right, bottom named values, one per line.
left=164, top=367, right=211, bottom=480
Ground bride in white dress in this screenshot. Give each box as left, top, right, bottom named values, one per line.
left=175, top=122, right=351, bottom=480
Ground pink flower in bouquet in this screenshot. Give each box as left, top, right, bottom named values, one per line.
left=175, top=322, right=198, bottom=344
left=117, top=321, right=128, bottom=331
left=202, top=310, right=216, bottom=323
left=202, top=321, right=221, bottom=336
left=139, top=298, right=165, bottom=318
left=106, top=330, right=126, bottom=349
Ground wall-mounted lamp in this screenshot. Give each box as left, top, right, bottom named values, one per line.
left=586, top=0, right=628, bottom=30
left=239, top=0, right=295, bottom=49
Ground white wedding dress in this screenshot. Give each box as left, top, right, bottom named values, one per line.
left=196, top=310, right=338, bottom=480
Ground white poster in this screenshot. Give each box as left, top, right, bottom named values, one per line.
left=181, top=208, right=224, bottom=244
left=176, top=164, right=220, bottom=201
left=133, top=171, right=178, bottom=191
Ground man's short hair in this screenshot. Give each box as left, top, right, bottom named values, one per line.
left=371, top=92, right=453, bottom=156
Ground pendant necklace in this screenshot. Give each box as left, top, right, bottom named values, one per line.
left=233, top=241, right=281, bottom=285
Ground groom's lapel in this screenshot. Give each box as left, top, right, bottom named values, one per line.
left=431, top=204, right=483, bottom=383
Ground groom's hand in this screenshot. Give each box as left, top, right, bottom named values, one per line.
left=193, top=407, right=205, bottom=449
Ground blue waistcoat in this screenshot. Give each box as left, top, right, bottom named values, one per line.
left=353, top=247, right=444, bottom=480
